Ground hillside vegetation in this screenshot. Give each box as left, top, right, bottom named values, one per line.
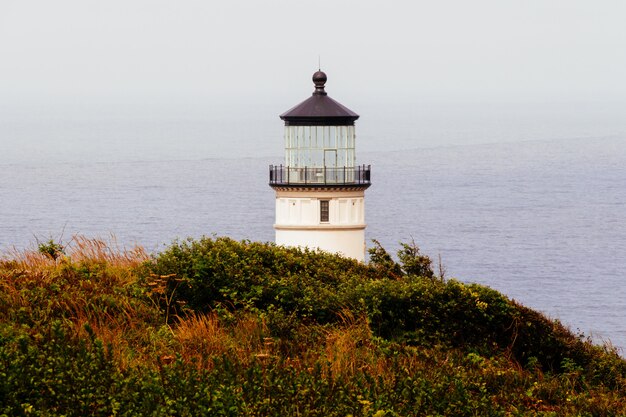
left=1, top=236, right=625, bottom=416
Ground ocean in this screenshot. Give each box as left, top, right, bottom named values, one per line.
left=1, top=99, right=625, bottom=350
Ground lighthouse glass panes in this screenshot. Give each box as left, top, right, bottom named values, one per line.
left=285, top=125, right=355, bottom=168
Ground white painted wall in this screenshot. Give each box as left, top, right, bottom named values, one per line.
left=276, top=197, right=364, bottom=226
left=274, top=189, right=367, bottom=261
left=276, top=227, right=366, bottom=261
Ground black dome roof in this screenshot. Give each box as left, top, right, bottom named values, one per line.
left=280, top=71, right=359, bottom=126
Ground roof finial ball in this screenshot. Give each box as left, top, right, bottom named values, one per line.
left=312, top=70, right=327, bottom=96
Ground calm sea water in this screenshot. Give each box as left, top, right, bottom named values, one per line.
left=1, top=101, right=625, bottom=350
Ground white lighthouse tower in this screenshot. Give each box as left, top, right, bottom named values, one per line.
left=269, top=70, right=371, bottom=261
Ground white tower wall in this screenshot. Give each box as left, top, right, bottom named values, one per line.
left=274, top=189, right=366, bottom=261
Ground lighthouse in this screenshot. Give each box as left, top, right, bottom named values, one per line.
left=269, top=70, right=371, bottom=261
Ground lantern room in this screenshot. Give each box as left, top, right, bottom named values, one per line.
left=270, top=71, right=370, bottom=186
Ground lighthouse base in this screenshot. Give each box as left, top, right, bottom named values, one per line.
left=275, top=225, right=366, bottom=261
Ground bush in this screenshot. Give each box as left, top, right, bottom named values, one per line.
left=147, top=237, right=371, bottom=322
left=396, top=239, right=434, bottom=279
left=37, top=238, right=65, bottom=260
left=148, top=237, right=617, bottom=375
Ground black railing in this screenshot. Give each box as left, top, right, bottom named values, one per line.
left=269, top=165, right=371, bottom=186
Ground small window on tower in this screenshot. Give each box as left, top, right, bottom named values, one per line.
left=320, top=200, right=329, bottom=223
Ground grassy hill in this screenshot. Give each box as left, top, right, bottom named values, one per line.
left=1, top=236, right=625, bottom=416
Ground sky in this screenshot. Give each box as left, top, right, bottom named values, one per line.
left=2, top=0, right=626, bottom=108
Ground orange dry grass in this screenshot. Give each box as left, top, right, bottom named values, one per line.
left=174, top=312, right=269, bottom=369
left=68, top=235, right=149, bottom=267
left=0, top=235, right=149, bottom=321
left=70, top=317, right=169, bottom=370
left=2, top=235, right=148, bottom=271
left=0, top=235, right=160, bottom=369
left=323, top=311, right=390, bottom=380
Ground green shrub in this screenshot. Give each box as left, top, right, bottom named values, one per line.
left=0, top=322, right=118, bottom=416
left=37, top=239, right=65, bottom=260
left=147, top=237, right=618, bottom=376
left=396, top=239, right=434, bottom=279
